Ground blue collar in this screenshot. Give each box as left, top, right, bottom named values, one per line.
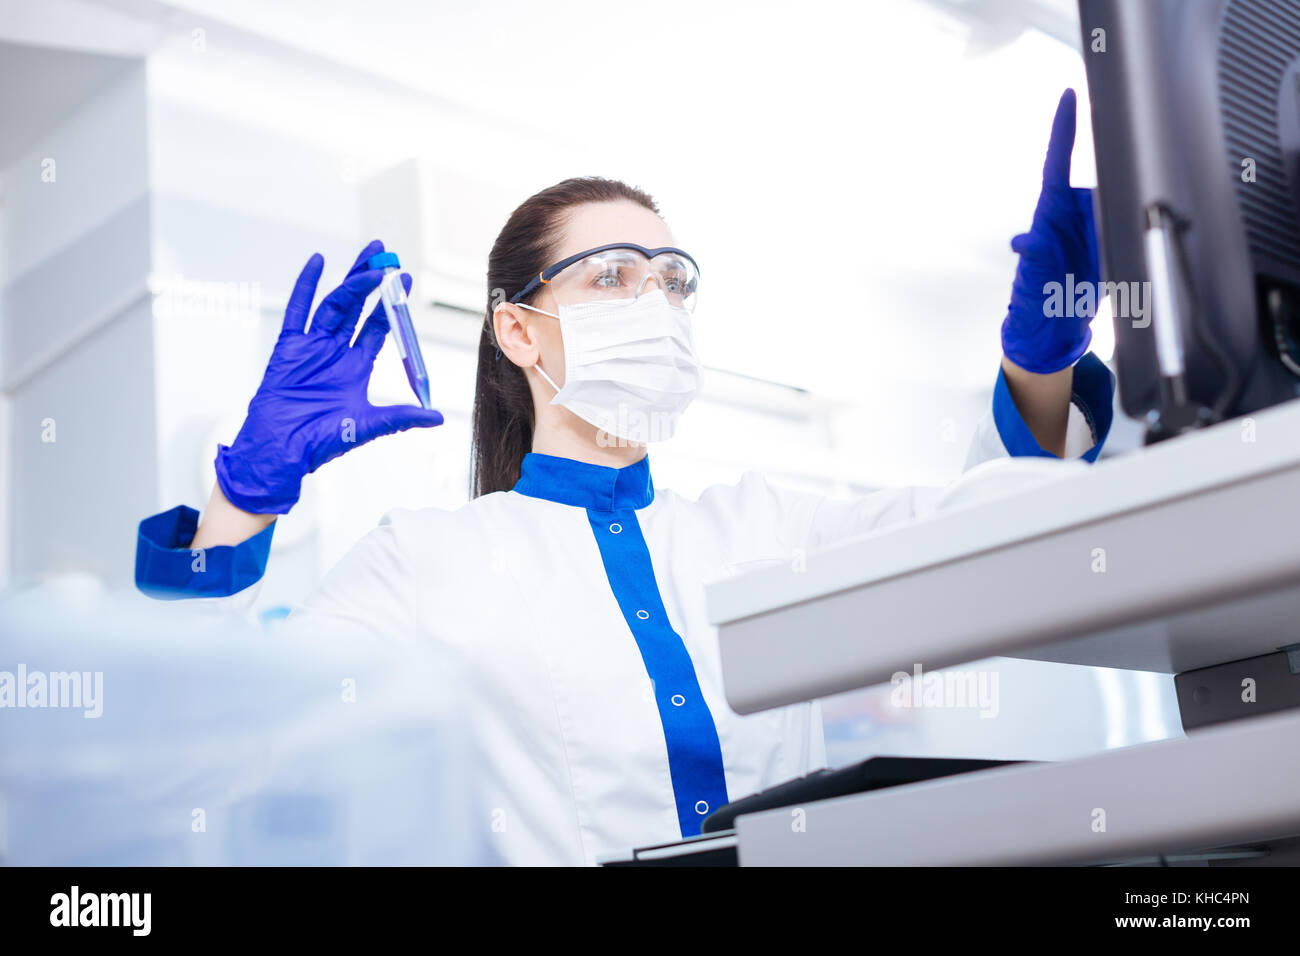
left=512, top=452, right=654, bottom=512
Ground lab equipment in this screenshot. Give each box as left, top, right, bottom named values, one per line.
left=625, top=714, right=1300, bottom=865
left=1175, top=648, right=1300, bottom=731
left=598, top=757, right=1027, bottom=865
left=213, top=241, right=443, bottom=515
left=1079, top=0, right=1300, bottom=436
left=703, top=393, right=1300, bottom=864
left=1000, top=88, right=1100, bottom=375
left=700, top=756, right=1025, bottom=833
left=367, top=251, right=433, bottom=410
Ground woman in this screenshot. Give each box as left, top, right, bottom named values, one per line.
left=136, top=91, right=1113, bottom=865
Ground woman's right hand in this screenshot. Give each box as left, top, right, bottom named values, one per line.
left=213, top=240, right=445, bottom=516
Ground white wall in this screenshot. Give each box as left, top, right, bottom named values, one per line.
left=1, top=56, right=155, bottom=590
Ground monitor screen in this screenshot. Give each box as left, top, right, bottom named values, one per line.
left=1079, top=0, right=1300, bottom=435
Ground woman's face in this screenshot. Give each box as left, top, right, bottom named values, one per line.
left=529, top=199, right=675, bottom=372
left=495, top=199, right=678, bottom=437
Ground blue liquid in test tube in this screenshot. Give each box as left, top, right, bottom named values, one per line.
left=367, top=251, right=432, bottom=410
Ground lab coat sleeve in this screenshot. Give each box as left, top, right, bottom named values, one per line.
left=134, top=505, right=273, bottom=620
left=765, top=352, right=1115, bottom=552
left=135, top=502, right=421, bottom=642
left=287, top=512, right=419, bottom=644
left=965, top=350, right=1115, bottom=469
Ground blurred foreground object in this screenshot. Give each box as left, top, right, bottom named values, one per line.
left=0, top=582, right=496, bottom=865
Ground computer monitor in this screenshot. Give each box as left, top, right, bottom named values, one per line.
left=1078, top=0, right=1300, bottom=440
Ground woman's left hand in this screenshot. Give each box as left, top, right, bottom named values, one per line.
left=1001, top=88, right=1100, bottom=375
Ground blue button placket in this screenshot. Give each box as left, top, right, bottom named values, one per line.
left=585, top=506, right=730, bottom=837
left=511, top=452, right=730, bottom=837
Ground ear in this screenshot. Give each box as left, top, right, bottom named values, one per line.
left=493, top=302, right=540, bottom=367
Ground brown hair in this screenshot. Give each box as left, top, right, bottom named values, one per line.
left=470, top=176, right=660, bottom=497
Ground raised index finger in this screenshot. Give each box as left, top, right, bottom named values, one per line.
left=1042, top=88, right=1078, bottom=189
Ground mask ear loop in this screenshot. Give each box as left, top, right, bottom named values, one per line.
left=514, top=301, right=563, bottom=394
left=532, top=363, right=561, bottom=394
left=493, top=301, right=561, bottom=393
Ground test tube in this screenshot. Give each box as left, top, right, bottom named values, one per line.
left=367, top=252, right=432, bottom=410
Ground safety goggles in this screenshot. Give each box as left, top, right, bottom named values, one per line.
left=509, top=243, right=701, bottom=313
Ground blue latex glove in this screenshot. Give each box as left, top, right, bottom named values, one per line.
left=214, top=240, right=444, bottom=515
left=1001, top=88, right=1101, bottom=374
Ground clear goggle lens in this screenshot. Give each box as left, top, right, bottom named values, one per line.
left=547, top=249, right=699, bottom=312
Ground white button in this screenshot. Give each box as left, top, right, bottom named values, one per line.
left=671, top=694, right=686, bottom=706
left=695, top=800, right=709, bottom=815
left=609, top=522, right=622, bottom=534
left=636, top=609, right=649, bottom=620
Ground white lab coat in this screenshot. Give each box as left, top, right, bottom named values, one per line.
left=159, top=394, right=1102, bottom=866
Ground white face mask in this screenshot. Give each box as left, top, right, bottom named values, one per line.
left=518, top=288, right=702, bottom=444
